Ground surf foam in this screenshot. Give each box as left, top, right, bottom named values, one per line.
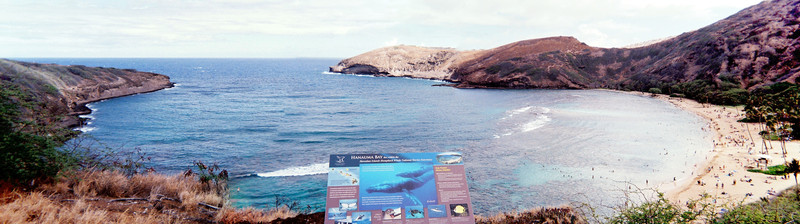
left=256, top=163, right=328, bottom=178
left=74, top=126, right=97, bottom=132
left=496, top=106, right=552, bottom=137
left=75, top=105, right=97, bottom=133
left=521, top=114, right=552, bottom=132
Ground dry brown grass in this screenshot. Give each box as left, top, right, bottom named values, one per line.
left=59, top=170, right=226, bottom=209
left=216, top=206, right=297, bottom=223
left=476, top=205, right=588, bottom=224
left=0, top=169, right=309, bottom=224
left=0, top=191, right=178, bottom=223
left=1, top=169, right=232, bottom=223
left=2, top=170, right=595, bottom=224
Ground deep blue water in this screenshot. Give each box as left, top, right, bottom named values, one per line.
left=19, top=58, right=711, bottom=215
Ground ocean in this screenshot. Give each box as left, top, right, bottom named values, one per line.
left=20, top=58, right=712, bottom=215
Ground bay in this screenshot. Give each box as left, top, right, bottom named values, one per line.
left=20, top=58, right=711, bottom=214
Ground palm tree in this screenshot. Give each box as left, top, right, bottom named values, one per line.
left=786, top=159, right=800, bottom=188
left=745, top=97, right=772, bottom=154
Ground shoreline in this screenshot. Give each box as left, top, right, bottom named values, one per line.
left=612, top=90, right=799, bottom=207
left=67, top=82, right=175, bottom=130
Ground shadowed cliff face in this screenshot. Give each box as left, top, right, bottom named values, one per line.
left=0, top=59, right=173, bottom=129
left=451, top=36, right=595, bottom=89
left=332, top=0, right=800, bottom=93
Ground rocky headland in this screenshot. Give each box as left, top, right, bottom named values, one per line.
left=331, top=0, right=800, bottom=94
left=329, top=45, right=485, bottom=80
left=0, top=59, right=173, bottom=129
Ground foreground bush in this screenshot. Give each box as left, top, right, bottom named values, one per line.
left=0, top=84, right=74, bottom=183
left=715, top=187, right=800, bottom=223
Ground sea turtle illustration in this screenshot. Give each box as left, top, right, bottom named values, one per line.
left=409, top=209, right=423, bottom=217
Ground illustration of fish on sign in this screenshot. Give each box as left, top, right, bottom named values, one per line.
left=450, top=204, right=470, bottom=217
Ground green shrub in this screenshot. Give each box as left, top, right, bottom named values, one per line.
left=43, top=84, right=59, bottom=95
left=648, top=88, right=662, bottom=95
left=747, top=165, right=787, bottom=175
left=607, top=193, right=680, bottom=224
left=714, top=187, right=800, bottom=223
left=0, top=83, right=73, bottom=182
left=601, top=186, right=716, bottom=224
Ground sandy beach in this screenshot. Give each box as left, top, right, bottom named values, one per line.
left=619, top=91, right=799, bottom=207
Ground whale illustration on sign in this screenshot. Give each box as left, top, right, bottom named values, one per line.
left=366, top=166, right=434, bottom=205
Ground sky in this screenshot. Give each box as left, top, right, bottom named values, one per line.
left=1, top=0, right=763, bottom=58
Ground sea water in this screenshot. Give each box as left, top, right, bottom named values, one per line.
left=20, top=58, right=712, bottom=215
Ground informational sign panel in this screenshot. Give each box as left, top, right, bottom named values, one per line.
left=325, top=152, right=475, bottom=224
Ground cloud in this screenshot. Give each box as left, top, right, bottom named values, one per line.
left=384, top=38, right=400, bottom=47
left=0, top=0, right=764, bottom=57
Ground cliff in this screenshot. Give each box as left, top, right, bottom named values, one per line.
left=331, top=0, right=800, bottom=98
left=0, top=59, right=173, bottom=129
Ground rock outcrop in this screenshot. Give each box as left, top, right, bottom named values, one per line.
left=329, top=45, right=484, bottom=80
left=0, top=59, right=173, bottom=129
left=331, top=0, right=800, bottom=94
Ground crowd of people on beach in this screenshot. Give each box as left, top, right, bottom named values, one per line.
left=615, top=92, right=795, bottom=208
left=687, top=105, right=791, bottom=203
left=642, top=96, right=793, bottom=206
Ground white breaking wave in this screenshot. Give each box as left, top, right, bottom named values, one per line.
left=521, top=114, right=552, bottom=132
left=75, top=107, right=97, bottom=133
left=257, top=163, right=328, bottom=178
left=78, top=114, right=95, bottom=120
left=321, top=71, right=374, bottom=78
left=540, top=107, right=551, bottom=113
left=74, top=126, right=96, bottom=132
left=501, top=106, right=533, bottom=120
left=164, top=83, right=181, bottom=90
left=496, top=106, right=552, bottom=137
left=85, top=103, right=96, bottom=112
left=510, top=106, right=533, bottom=115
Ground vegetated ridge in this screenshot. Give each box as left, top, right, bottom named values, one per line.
left=332, top=0, right=800, bottom=104
left=0, top=58, right=173, bottom=130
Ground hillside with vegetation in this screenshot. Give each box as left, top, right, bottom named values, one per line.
left=0, top=59, right=174, bottom=182
left=332, top=0, right=800, bottom=105
left=0, top=59, right=322, bottom=223
left=0, top=59, right=173, bottom=129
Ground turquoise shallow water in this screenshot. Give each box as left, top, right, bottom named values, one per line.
left=20, top=58, right=712, bottom=215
